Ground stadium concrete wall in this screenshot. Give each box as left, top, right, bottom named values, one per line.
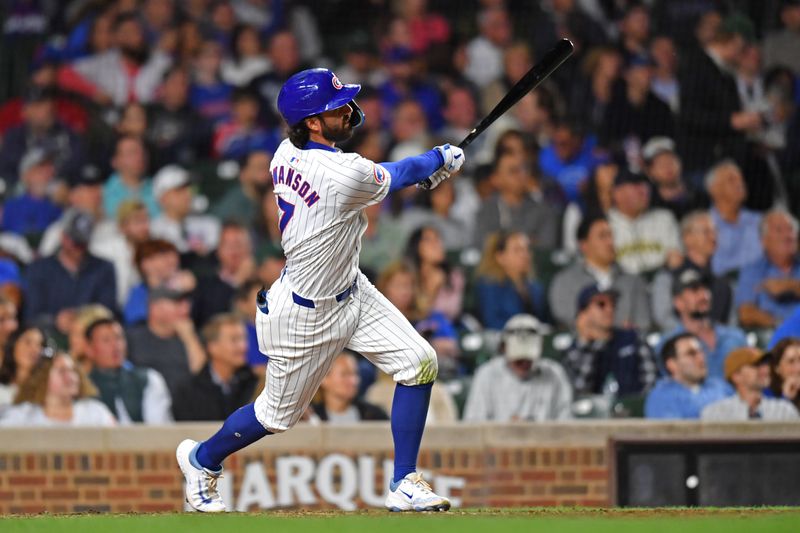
left=1, top=421, right=799, bottom=514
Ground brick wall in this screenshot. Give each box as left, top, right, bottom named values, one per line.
left=1, top=422, right=797, bottom=514
left=0, top=446, right=607, bottom=513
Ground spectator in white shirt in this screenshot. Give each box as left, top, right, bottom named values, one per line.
left=92, top=200, right=151, bottom=307
left=464, top=314, right=572, bottom=422
left=149, top=165, right=220, bottom=255
left=702, top=347, right=800, bottom=421
left=608, top=167, right=681, bottom=275
left=464, top=7, right=512, bottom=89
left=1, top=352, right=115, bottom=427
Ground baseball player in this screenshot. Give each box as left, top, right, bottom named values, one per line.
left=177, top=68, right=464, bottom=512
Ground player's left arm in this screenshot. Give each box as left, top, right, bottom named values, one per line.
left=381, top=144, right=464, bottom=192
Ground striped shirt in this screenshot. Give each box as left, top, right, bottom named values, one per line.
left=269, top=139, right=391, bottom=298
left=701, top=395, right=800, bottom=421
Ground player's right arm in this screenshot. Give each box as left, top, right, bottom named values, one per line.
left=381, top=144, right=465, bottom=192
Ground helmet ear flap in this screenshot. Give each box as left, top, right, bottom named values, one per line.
left=348, top=100, right=365, bottom=129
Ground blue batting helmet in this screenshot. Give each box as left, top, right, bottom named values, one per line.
left=277, top=68, right=363, bottom=127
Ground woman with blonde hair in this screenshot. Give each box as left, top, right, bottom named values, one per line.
left=1, top=352, right=115, bottom=427
left=475, top=231, right=548, bottom=329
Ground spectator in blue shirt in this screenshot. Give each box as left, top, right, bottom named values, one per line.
left=539, top=120, right=605, bottom=204
left=706, top=160, right=763, bottom=276
left=658, top=267, right=747, bottom=380
left=737, top=209, right=800, bottom=330
left=475, top=231, right=548, bottom=329
left=189, top=40, right=233, bottom=125
left=23, top=210, right=117, bottom=334
left=0, top=148, right=62, bottom=238
left=379, top=47, right=443, bottom=132
left=645, top=332, right=732, bottom=419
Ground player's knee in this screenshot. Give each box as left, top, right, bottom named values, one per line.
left=413, top=344, right=439, bottom=385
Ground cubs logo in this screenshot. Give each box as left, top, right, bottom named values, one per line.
left=331, top=74, right=343, bottom=90
left=373, top=164, right=386, bottom=184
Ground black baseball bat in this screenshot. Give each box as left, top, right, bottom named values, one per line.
left=420, top=38, right=575, bottom=190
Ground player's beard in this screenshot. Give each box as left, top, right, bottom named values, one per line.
left=320, top=117, right=354, bottom=143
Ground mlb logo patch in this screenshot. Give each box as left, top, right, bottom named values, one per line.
left=289, top=156, right=299, bottom=165
left=373, top=164, right=386, bottom=184
left=331, top=74, right=343, bottom=90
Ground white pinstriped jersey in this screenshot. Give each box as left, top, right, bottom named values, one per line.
left=269, top=139, right=391, bottom=298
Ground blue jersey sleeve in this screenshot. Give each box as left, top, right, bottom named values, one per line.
left=382, top=149, right=444, bottom=193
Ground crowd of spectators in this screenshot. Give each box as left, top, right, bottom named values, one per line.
left=1, top=0, right=800, bottom=426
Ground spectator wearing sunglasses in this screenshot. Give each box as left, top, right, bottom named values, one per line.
left=562, top=284, right=657, bottom=398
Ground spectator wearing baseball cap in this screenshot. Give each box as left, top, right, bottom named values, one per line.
left=562, top=284, right=657, bottom=399
left=651, top=211, right=734, bottom=332
left=644, top=332, right=732, bottom=419
left=0, top=147, right=63, bottom=239
left=642, top=137, right=709, bottom=221
left=149, top=164, right=221, bottom=255
left=550, top=216, right=651, bottom=331
left=607, top=166, right=681, bottom=275
left=23, top=210, right=118, bottom=333
left=463, top=314, right=572, bottom=422
left=656, top=267, right=746, bottom=380
left=701, top=347, right=799, bottom=420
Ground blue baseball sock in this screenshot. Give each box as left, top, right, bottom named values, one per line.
left=391, top=382, right=433, bottom=483
left=191, top=403, right=271, bottom=472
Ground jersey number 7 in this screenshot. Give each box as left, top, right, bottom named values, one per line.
left=277, top=195, right=295, bottom=234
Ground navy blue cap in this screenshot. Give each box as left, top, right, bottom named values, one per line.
left=577, top=284, right=619, bottom=312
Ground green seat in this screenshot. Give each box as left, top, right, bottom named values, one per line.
left=540, top=331, right=573, bottom=361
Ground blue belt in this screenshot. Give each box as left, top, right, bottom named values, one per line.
left=292, top=278, right=357, bottom=309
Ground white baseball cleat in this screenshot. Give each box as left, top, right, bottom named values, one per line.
left=176, top=439, right=226, bottom=513
left=384, top=472, right=451, bottom=512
